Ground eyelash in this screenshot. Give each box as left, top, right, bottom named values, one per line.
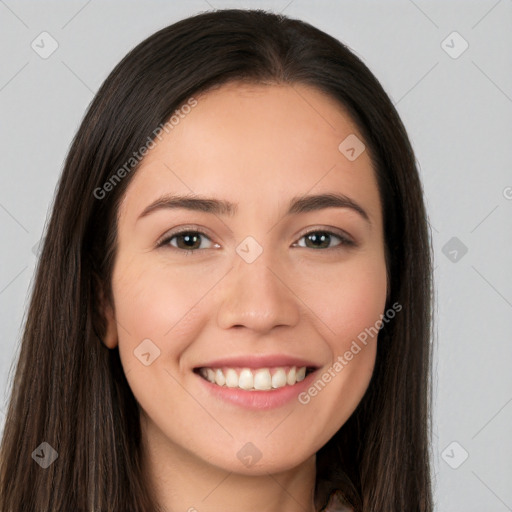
left=156, top=227, right=356, bottom=255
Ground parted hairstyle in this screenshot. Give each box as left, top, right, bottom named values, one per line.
left=0, top=8, right=434, bottom=512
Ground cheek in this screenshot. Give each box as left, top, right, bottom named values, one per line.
left=294, top=254, right=387, bottom=423
left=298, top=254, right=388, bottom=348
left=331, top=270, right=386, bottom=347
left=110, top=257, right=215, bottom=372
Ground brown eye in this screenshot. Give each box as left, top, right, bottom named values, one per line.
left=158, top=230, right=216, bottom=253
left=294, top=230, right=355, bottom=250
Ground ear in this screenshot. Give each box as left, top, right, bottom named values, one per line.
left=92, top=270, right=119, bottom=349
left=102, top=300, right=119, bottom=349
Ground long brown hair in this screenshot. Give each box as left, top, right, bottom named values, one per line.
left=0, top=9, right=434, bottom=511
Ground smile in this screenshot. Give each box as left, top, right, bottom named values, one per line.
left=195, top=366, right=315, bottom=391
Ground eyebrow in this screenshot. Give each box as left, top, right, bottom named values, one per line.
left=137, top=192, right=371, bottom=226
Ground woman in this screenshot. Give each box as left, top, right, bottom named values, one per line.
left=0, top=8, right=434, bottom=512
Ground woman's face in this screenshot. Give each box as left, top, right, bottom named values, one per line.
left=103, top=82, right=387, bottom=475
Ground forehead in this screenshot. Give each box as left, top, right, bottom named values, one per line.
left=118, top=82, right=381, bottom=226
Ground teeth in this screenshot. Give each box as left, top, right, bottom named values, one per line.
left=225, top=369, right=238, bottom=388
left=238, top=369, right=253, bottom=390
left=215, top=368, right=225, bottom=386
left=206, top=368, right=215, bottom=382
left=286, top=366, right=296, bottom=385
left=271, top=369, right=287, bottom=388
left=253, top=369, right=271, bottom=390
left=296, top=366, right=306, bottom=382
left=198, top=366, right=310, bottom=390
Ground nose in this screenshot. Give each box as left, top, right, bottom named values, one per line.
left=216, top=246, right=301, bottom=333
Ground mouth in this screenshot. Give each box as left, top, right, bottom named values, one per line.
left=193, top=365, right=317, bottom=391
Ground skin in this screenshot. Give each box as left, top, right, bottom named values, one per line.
left=102, top=82, right=388, bottom=512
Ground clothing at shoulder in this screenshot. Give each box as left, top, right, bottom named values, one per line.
left=322, top=490, right=353, bottom=512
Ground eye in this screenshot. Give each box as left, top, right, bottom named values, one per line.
left=293, top=229, right=355, bottom=250
left=157, top=227, right=356, bottom=254
left=157, top=229, right=218, bottom=254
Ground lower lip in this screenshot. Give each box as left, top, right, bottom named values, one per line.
left=195, top=370, right=317, bottom=410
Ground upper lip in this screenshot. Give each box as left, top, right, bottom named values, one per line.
left=194, top=354, right=320, bottom=370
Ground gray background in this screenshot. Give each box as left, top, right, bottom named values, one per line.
left=1, top=1, right=511, bottom=510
